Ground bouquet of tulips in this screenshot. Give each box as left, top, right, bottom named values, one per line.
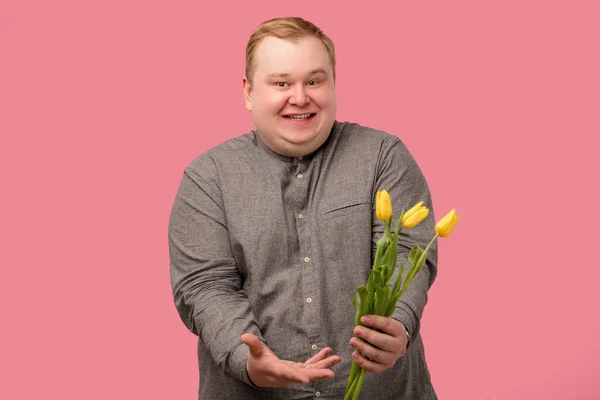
left=344, top=190, right=459, bottom=400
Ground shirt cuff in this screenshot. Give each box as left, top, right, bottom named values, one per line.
left=228, top=340, right=265, bottom=389
left=392, top=305, right=419, bottom=348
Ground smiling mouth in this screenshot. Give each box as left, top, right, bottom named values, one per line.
left=283, top=113, right=316, bottom=120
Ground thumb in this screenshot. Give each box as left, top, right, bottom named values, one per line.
left=241, top=333, right=264, bottom=358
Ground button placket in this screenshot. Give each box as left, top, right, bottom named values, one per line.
left=292, top=154, right=322, bottom=363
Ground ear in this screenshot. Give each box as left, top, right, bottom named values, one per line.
left=242, top=76, right=252, bottom=111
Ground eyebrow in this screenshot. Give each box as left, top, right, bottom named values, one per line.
left=266, top=68, right=328, bottom=79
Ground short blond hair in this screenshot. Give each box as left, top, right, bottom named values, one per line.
left=245, top=17, right=336, bottom=85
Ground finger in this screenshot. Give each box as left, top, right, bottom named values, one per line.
left=351, top=350, right=388, bottom=373
left=304, top=347, right=331, bottom=365
left=261, top=362, right=309, bottom=387
left=306, top=355, right=341, bottom=370
left=349, top=337, right=394, bottom=365
left=299, top=367, right=336, bottom=382
left=360, top=315, right=403, bottom=337
left=353, top=325, right=396, bottom=353
left=241, top=333, right=264, bottom=358
left=279, top=364, right=310, bottom=385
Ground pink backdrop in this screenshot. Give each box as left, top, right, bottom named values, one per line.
left=2, top=1, right=599, bottom=399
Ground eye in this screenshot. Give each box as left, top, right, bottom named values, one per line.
left=307, top=80, right=319, bottom=86
left=275, top=82, right=289, bottom=87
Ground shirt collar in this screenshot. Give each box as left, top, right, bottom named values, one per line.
left=252, top=121, right=339, bottom=163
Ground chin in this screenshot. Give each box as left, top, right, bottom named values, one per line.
left=283, top=130, right=319, bottom=145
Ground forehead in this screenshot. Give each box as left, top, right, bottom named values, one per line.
left=253, top=36, right=332, bottom=79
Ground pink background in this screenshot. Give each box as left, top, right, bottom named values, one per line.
left=2, top=0, right=599, bottom=399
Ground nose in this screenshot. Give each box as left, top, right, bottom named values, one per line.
left=289, top=84, right=310, bottom=107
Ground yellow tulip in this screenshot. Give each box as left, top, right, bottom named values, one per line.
left=402, top=201, right=429, bottom=228
left=376, top=190, right=392, bottom=222
left=435, top=209, right=460, bottom=237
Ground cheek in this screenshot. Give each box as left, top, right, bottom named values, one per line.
left=310, top=89, right=336, bottom=108
left=255, top=92, right=287, bottom=114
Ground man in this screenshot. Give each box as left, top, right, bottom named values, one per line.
left=169, top=17, right=438, bottom=399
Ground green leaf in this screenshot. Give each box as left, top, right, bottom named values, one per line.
left=391, top=263, right=404, bottom=299
left=401, top=248, right=429, bottom=297
left=381, top=247, right=390, bottom=269
left=352, top=292, right=360, bottom=311
left=408, top=245, right=424, bottom=267
left=364, top=295, right=373, bottom=316
left=386, top=292, right=402, bottom=316
left=374, top=285, right=390, bottom=315
left=414, top=248, right=429, bottom=272
left=357, top=285, right=368, bottom=302
left=385, top=235, right=398, bottom=284
left=367, top=271, right=375, bottom=293
left=373, top=267, right=384, bottom=287
left=373, top=233, right=389, bottom=270
left=355, top=286, right=368, bottom=325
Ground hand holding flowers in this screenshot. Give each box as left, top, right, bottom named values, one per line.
left=344, top=190, right=459, bottom=400
left=349, top=314, right=409, bottom=372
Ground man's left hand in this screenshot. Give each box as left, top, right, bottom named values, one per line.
left=349, top=315, right=408, bottom=373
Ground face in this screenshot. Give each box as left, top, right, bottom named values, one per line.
left=243, top=36, right=337, bottom=157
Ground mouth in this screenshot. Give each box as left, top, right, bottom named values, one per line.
left=283, top=113, right=316, bottom=120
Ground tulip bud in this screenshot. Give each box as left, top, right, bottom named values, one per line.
left=376, top=190, right=392, bottom=222
left=401, top=201, right=429, bottom=229
left=435, top=209, right=460, bottom=237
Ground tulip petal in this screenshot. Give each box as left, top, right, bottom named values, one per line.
left=376, top=190, right=392, bottom=222
left=404, top=201, right=424, bottom=219
left=402, top=207, right=429, bottom=228
left=435, top=209, right=459, bottom=237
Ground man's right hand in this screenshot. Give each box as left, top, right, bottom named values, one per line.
left=241, top=333, right=341, bottom=388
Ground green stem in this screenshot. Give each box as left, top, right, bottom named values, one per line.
left=344, top=364, right=361, bottom=400
left=351, top=368, right=366, bottom=400
left=428, top=233, right=438, bottom=249
left=421, top=234, right=438, bottom=267
left=396, top=209, right=405, bottom=234
left=395, top=211, right=404, bottom=236
left=346, top=361, right=358, bottom=392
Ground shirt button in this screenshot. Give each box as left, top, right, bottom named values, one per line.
left=315, top=391, right=321, bottom=397
left=298, top=213, right=304, bottom=219
left=311, top=344, right=318, bottom=350
left=297, top=173, right=303, bottom=179
left=306, top=297, right=312, bottom=303
left=304, top=257, right=310, bottom=263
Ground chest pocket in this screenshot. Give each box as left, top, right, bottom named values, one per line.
left=319, top=196, right=371, bottom=221
left=317, top=196, right=373, bottom=264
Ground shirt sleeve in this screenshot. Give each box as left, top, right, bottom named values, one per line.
left=373, top=138, right=438, bottom=344
left=168, top=158, right=265, bottom=387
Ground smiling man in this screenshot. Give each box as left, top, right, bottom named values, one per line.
left=242, top=34, right=337, bottom=158
left=169, top=17, right=438, bottom=399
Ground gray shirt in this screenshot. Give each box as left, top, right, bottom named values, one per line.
left=169, top=121, right=438, bottom=399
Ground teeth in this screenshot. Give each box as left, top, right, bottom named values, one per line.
left=286, top=113, right=312, bottom=120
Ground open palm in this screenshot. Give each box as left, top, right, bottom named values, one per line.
left=241, top=333, right=341, bottom=388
